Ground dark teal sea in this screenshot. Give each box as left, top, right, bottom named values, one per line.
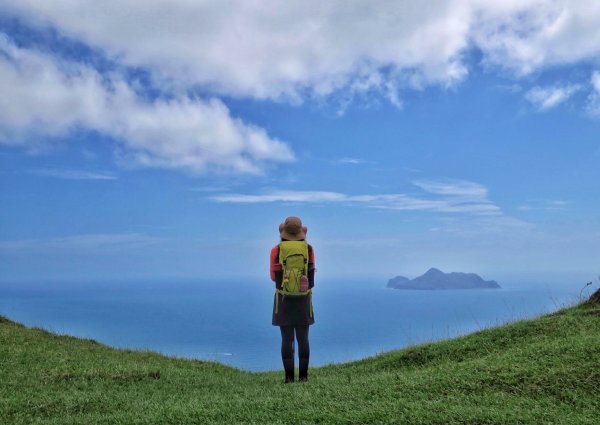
left=0, top=278, right=586, bottom=371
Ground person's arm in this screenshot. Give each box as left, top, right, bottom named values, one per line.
left=270, top=245, right=281, bottom=282
left=308, top=245, right=316, bottom=288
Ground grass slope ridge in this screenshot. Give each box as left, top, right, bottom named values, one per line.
left=1, top=301, right=599, bottom=425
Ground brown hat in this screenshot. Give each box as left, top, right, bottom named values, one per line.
left=279, top=216, right=307, bottom=241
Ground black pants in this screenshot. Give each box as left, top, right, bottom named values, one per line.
left=280, top=325, right=310, bottom=380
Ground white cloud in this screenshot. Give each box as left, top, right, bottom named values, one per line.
left=0, top=35, right=293, bottom=174
left=517, top=205, right=533, bottom=211
left=586, top=70, right=600, bottom=116
left=4, top=1, right=600, bottom=105
left=0, top=233, right=161, bottom=252
left=592, top=71, right=600, bottom=93
left=211, top=180, right=501, bottom=215
left=517, top=199, right=569, bottom=211
left=432, top=214, right=533, bottom=235
left=1, top=0, right=473, bottom=102
left=413, top=179, right=488, bottom=198
left=336, top=158, right=366, bottom=165
left=213, top=191, right=347, bottom=204
left=188, top=186, right=231, bottom=193
left=525, top=84, right=581, bottom=110
left=2, top=1, right=600, bottom=175
left=472, top=0, right=600, bottom=74
left=29, top=168, right=117, bottom=180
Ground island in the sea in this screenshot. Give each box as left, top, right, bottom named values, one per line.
left=387, top=267, right=500, bottom=290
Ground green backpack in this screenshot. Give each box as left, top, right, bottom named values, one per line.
left=275, top=240, right=313, bottom=317
left=278, top=241, right=310, bottom=295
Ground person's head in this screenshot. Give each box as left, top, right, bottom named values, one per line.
left=279, top=216, right=307, bottom=241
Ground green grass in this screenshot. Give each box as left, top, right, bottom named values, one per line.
left=1, top=301, right=599, bottom=424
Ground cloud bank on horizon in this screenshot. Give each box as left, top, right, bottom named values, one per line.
left=1, top=0, right=600, bottom=174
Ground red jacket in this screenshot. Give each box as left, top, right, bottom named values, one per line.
left=270, top=243, right=315, bottom=282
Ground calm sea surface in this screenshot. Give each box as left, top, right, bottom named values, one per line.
left=0, top=278, right=585, bottom=371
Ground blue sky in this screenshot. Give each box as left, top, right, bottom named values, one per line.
left=1, top=1, right=599, bottom=283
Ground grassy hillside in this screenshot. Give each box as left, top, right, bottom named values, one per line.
left=1, top=300, right=599, bottom=425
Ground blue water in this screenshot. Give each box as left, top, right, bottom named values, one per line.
left=0, top=278, right=585, bottom=371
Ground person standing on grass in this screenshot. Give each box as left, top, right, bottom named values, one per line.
left=269, top=217, right=316, bottom=383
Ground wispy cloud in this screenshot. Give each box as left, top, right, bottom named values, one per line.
left=427, top=215, right=533, bottom=236
left=29, top=168, right=117, bottom=180
left=591, top=71, right=600, bottom=93
left=585, top=71, right=600, bottom=117
left=211, top=179, right=501, bottom=216
left=188, top=186, right=231, bottom=192
left=213, top=191, right=346, bottom=204
left=335, top=157, right=366, bottom=165
left=525, top=84, right=581, bottom=111
left=0, top=233, right=162, bottom=252
left=496, top=83, right=522, bottom=93
left=517, top=199, right=569, bottom=212
left=413, top=180, right=488, bottom=198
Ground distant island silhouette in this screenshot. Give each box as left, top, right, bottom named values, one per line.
left=387, top=267, right=500, bottom=290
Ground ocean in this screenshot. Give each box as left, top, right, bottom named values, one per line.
left=0, top=278, right=586, bottom=371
